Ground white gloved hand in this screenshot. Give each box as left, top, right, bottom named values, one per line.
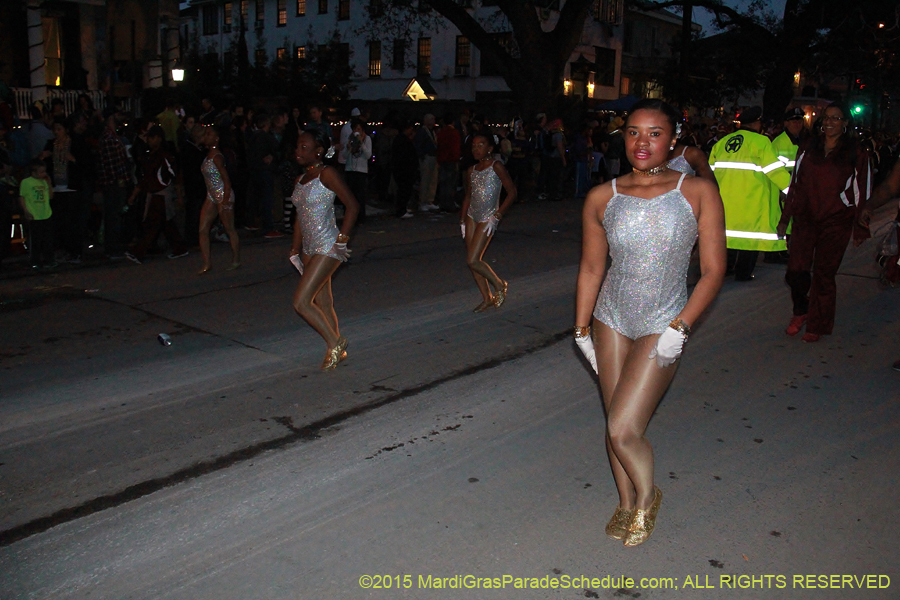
left=460, top=222, right=466, bottom=239
left=648, top=327, right=686, bottom=367
left=289, top=253, right=303, bottom=275
left=575, top=334, right=598, bottom=374
left=332, top=242, right=351, bottom=262
left=484, top=213, right=501, bottom=236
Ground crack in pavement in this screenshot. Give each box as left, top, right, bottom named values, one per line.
left=0, top=329, right=570, bottom=547
left=133, top=273, right=294, bottom=307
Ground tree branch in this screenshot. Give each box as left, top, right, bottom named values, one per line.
left=422, top=0, right=521, bottom=74
left=634, top=0, right=767, bottom=35
left=549, top=0, right=595, bottom=64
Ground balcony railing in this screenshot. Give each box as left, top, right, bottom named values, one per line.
left=11, top=88, right=137, bottom=121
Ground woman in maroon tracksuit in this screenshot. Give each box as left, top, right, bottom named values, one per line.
left=777, top=103, right=872, bottom=342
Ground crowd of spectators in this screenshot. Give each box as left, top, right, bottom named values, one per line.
left=0, top=93, right=897, bottom=274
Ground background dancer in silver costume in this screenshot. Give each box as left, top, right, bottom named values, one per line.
left=198, top=125, right=240, bottom=274
left=575, top=99, right=726, bottom=547
left=667, top=140, right=717, bottom=185
left=290, top=129, right=359, bottom=370
left=460, top=134, right=517, bottom=312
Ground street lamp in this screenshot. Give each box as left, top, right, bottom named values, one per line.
left=172, top=65, right=184, bottom=82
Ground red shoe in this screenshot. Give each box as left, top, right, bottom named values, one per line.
left=263, top=230, right=285, bottom=239
left=785, top=315, right=807, bottom=336
left=801, top=332, right=820, bottom=343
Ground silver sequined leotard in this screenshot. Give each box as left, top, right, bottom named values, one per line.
left=666, top=147, right=695, bottom=176
left=291, top=175, right=343, bottom=261
left=201, top=152, right=235, bottom=209
left=467, top=161, right=502, bottom=223
left=593, top=173, right=698, bottom=340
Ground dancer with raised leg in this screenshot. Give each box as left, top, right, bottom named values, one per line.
left=198, top=125, right=240, bottom=273
left=460, top=134, right=517, bottom=312
left=290, top=129, right=359, bottom=370
left=575, top=99, right=726, bottom=546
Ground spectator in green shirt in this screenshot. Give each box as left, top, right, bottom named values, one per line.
left=19, top=159, right=56, bottom=269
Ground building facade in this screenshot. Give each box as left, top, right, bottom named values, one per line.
left=0, top=0, right=180, bottom=118
left=619, top=6, right=699, bottom=100
left=181, top=0, right=626, bottom=105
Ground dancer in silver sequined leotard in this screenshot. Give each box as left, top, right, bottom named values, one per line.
left=198, top=126, right=240, bottom=274
left=467, top=161, right=502, bottom=223
left=461, top=135, right=517, bottom=313
left=593, top=173, right=697, bottom=339
left=666, top=146, right=695, bottom=176
left=201, top=154, right=235, bottom=208
left=575, top=99, right=726, bottom=548
left=289, top=129, right=360, bottom=371
left=292, top=176, right=343, bottom=261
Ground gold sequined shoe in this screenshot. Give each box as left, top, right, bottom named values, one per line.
left=605, top=507, right=635, bottom=540
left=473, top=298, right=494, bottom=313
left=623, top=486, right=662, bottom=547
left=492, top=280, right=508, bottom=308
left=322, top=336, right=349, bottom=370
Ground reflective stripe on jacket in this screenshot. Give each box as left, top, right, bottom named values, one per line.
left=710, top=130, right=792, bottom=251
left=772, top=131, right=799, bottom=172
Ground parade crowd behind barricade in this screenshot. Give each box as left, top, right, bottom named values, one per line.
left=0, top=90, right=898, bottom=279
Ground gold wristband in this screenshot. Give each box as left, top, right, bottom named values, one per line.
left=573, top=325, right=591, bottom=338
left=669, top=318, right=691, bottom=338
left=336, top=234, right=349, bottom=243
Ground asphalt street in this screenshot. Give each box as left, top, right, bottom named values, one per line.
left=0, top=198, right=897, bottom=599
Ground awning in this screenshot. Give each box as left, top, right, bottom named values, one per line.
left=403, top=77, right=437, bottom=101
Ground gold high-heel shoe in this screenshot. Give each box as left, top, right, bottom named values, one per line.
left=492, top=280, right=508, bottom=308
left=322, top=336, right=349, bottom=370
left=605, top=506, right=634, bottom=540
left=473, top=298, right=494, bottom=313
left=623, top=486, right=662, bottom=547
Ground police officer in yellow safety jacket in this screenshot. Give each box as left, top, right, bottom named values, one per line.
left=709, top=106, right=792, bottom=281
left=772, top=107, right=807, bottom=174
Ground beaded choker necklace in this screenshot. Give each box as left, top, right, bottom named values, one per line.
left=633, top=164, right=669, bottom=177
left=306, top=162, right=324, bottom=173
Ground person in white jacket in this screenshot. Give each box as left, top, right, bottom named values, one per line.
left=342, top=118, right=372, bottom=223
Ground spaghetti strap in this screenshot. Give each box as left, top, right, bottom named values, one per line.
left=676, top=172, right=687, bottom=190
left=680, top=146, right=688, bottom=157
left=611, top=179, right=618, bottom=194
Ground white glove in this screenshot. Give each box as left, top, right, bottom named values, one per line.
left=575, top=334, right=598, bottom=374
left=332, top=242, right=351, bottom=262
left=485, top=213, right=501, bottom=236
left=460, top=222, right=466, bottom=238
left=289, top=253, right=303, bottom=275
left=649, top=327, right=686, bottom=367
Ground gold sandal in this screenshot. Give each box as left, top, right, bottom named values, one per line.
left=473, top=298, right=494, bottom=313
left=605, top=506, right=635, bottom=540
left=624, top=486, right=662, bottom=547
left=322, top=336, right=349, bottom=370
left=492, top=280, right=508, bottom=308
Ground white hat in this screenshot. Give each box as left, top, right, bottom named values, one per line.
left=350, top=107, right=361, bottom=117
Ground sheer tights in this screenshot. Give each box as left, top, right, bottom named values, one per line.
left=464, top=216, right=503, bottom=302
left=593, top=319, right=678, bottom=511
left=292, top=253, right=341, bottom=348
left=199, top=199, right=240, bottom=268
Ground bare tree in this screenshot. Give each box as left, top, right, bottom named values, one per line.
left=360, top=0, right=595, bottom=115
